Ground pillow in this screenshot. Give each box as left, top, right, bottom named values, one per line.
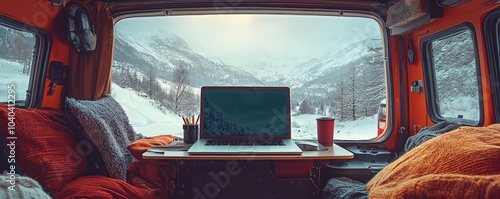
left=0, top=105, right=87, bottom=195
left=65, top=102, right=109, bottom=177
left=367, top=124, right=500, bottom=198
left=0, top=175, right=52, bottom=199
left=65, top=95, right=140, bottom=180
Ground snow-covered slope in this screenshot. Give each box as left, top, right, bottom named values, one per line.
left=111, top=83, right=185, bottom=137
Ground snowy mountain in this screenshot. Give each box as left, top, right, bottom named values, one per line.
left=113, top=26, right=382, bottom=106
left=114, top=30, right=264, bottom=86
left=239, top=35, right=368, bottom=88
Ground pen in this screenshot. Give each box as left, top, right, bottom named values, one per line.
left=147, top=148, right=165, bottom=153
left=195, top=115, right=200, bottom=124
left=192, top=115, right=195, bottom=124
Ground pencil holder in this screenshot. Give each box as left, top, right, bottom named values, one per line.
left=183, top=124, right=199, bottom=144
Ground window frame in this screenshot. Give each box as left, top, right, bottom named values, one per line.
left=0, top=14, right=51, bottom=108
left=113, top=8, right=394, bottom=143
left=421, top=23, right=483, bottom=126
left=484, top=9, right=500, bottom=123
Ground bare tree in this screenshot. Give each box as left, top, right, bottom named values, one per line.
left=178, top=91, right=199, bottom=116
left=170, top=64, right=190, bottom=115
left=361, top=39, right=385, bottom=116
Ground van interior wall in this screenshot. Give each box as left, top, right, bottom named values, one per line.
left=1, top=0, right=116, bottom=108
left=406, top=0, right=497, bottom=133
left=1, top=0, right=73, bottom=109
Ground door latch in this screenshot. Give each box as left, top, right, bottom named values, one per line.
left=411, top=80, right=423, bottom=93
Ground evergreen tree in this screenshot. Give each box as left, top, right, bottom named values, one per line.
left=318, top=104, right=325, bottom=116
left=332, top=78, right=347, bottom=121
left=299, top=99, right=314, bottom=114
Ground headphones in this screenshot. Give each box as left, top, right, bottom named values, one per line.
left=65, top=3, right=97, bottom=54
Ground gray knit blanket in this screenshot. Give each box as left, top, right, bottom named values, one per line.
left=404, top=121, right=461, bottom=153
left=322, top=177, right=367, bottom=199
left=0, top=175, right=52, bottom=199
left=66, top=95, right=142, bottom=180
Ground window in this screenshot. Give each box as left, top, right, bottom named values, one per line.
left=422, top=24, right=482, bottom=124
left=484, top=10, right=500, bottom=123
left=112, top=13, right=388, bottom=141
left=0, top=17, right=49, bottom=107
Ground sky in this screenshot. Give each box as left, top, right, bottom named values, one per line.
left=115, top=14, right=381, bottom=66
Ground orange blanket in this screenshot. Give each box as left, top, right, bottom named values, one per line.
left=127, top=135, right=177, bottom=198
left=367, top=124, right=500, bottom=198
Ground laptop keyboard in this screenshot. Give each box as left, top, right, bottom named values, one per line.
left=205, top=140, right=285, bottom=146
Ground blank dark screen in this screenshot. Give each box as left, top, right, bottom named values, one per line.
left=202, top=88, right=289, bottom=137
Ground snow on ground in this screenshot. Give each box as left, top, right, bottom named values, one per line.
left=439, top=96, right=480, bottom=122
left=113, top=82, right=378, bottom=140
left=111, top=83, right=185, bottom=137
left=291, top=114, right=378, bottom=140
left=0, top=59, right=29, bottom=101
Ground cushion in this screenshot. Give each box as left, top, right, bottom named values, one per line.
left=366, top=124, right=500, bottom=199
left=0, top=105, right=87, bottom=195
left=0, top=175, right=52, bottom=199
left=65, top=95, right=141, bottom=180
left=56, top=175, right=164, bottom=199
left=65, top=101, right=109, bottom=177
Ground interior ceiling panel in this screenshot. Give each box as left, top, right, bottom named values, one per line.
left=105, top=0, right=393, bottom=16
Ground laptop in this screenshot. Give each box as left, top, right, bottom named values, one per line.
left=187, top=86, right=303, bottom=155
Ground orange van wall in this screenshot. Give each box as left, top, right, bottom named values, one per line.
left=0, top=0, right=72, bottom=109
left=405, top=0, right=498, bottom=132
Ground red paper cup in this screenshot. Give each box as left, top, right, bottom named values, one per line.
left=316, top=117, right=335, bottom=146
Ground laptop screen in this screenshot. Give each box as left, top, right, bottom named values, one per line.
left=200, top=86, right=291, bottom=139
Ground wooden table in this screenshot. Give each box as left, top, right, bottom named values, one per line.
left=143, top=144, right=354, bottom=160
